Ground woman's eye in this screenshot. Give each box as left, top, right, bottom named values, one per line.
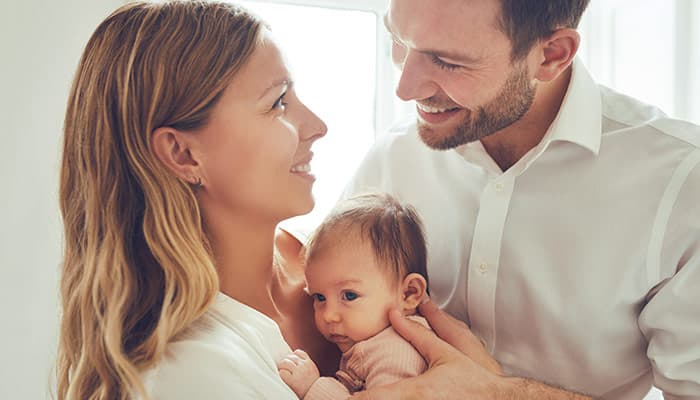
left=311, top=293, right=326, bottom=302
left=342, top=291, right=358, bottom=301
left=271, top=92, right=288, bottom=111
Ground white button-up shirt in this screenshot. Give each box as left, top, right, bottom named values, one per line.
left=342, top=59, right=700, bottom=399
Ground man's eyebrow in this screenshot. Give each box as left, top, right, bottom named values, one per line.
left=383, top=13, right=480, bottom=65
left=258, top=78, right=292, bottom=100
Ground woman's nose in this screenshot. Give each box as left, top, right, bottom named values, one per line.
left=298, top=104, right=327, bottom=142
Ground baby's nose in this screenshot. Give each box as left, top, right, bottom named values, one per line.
left=323, top=307, right=341, bottom=323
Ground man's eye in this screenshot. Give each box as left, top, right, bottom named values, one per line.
left=342, top=291, right=358, bottom=301
left=430, top=55, right=459, bottom=71
left=311, top=293, right=326, bottom=302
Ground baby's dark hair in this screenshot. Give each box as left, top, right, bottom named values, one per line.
left=305, top=193, right=429, bottom=288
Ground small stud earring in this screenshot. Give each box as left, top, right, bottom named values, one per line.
left=190, top=176, right=202, bottom=190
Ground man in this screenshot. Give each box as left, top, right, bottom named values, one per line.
left=337, top=0, right=699, bottom=399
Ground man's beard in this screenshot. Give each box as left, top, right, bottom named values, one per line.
left=418, top=62, right=536, bottom=150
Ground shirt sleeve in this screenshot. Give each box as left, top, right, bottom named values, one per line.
left=639, top=151, right=700, bottom=399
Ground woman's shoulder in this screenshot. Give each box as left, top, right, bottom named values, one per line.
left=274, top=227, right=306, bottom=274
left=141, top=296, right=297, bottom=399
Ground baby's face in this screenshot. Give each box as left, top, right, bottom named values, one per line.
left=305, top=240, right=402, bottom=352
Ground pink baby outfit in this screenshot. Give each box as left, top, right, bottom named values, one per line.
left=303, top=315, right=429, bottom=399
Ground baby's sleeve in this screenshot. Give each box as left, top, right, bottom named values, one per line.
left=360, top=326, right=428, bottom=389
left=304, top=377, right=351, bottom=399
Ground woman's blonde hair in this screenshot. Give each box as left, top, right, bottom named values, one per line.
left=57, top=2, right=265, bottom=399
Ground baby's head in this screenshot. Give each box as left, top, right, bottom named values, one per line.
left=304, top=193, right=429, bottom=352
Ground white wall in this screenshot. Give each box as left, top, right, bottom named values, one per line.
left=0, top=1, right=122, bottom=398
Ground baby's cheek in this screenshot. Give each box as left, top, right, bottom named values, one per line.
left=312, top=312, right=324, bottom=332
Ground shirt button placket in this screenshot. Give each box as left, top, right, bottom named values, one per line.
left=467, top=176, right=514, bottom=352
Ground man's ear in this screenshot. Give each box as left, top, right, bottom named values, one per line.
left=151, top=126, right=202, bottom=186
left=400, top=273, right=428, bottom=314
left=532, top=28, right=580, bottom=83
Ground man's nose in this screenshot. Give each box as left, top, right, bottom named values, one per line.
left=396, top=50, right=439, bottom=101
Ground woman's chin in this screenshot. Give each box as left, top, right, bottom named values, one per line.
left=282, top=198, right=315, bottom=220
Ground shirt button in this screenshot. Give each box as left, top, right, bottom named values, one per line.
left=479, top=262, right=489, bottom=273
left=494, top=182, right=504, bottom=192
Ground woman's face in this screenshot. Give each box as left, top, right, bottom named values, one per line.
left=192, top=31, right=327, bottom=223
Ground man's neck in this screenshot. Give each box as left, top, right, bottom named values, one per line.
left=481, top=66, right=572, bottom=172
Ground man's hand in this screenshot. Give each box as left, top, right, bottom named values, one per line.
left=277, top=349, right=320, bottom=398
left=351, top=300, right=592, bottom=400
left=350, top=300, right=503, bottom=399
left=418, top=300, right=502, bottom=374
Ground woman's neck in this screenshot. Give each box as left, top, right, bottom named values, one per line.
left=204, top=213, right=341, bottom=374
left=204, top=211, right=283, bottom=318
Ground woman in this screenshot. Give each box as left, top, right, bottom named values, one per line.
left=57, top=2, right=338, bottom=398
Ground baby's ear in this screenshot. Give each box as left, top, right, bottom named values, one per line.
left=400, top=273, right=428, bottom=313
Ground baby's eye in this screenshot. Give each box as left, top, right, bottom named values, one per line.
left=342, top=291, right=359, bottom=301
left=311, top=293, right=326, bottom=302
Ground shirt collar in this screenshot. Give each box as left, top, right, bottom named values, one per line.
left=456, top=58, right=602, bottom=174
left=544, top=57, right=601, bottom=155
left=210, top=292, right=292, bottom=360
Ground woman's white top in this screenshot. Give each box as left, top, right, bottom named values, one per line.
left=141, top=292, right=298, bottom=399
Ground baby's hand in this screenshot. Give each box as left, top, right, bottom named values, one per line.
left=277, top=349, right=320, bottom=398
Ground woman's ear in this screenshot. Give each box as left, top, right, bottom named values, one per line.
left=532, top=28, right=580, bottom=83
left=400, top=273, right=428, bottom=314
left=151, top=126, right=201, bottom=185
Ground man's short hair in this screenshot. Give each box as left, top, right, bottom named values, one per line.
left=498, top=0, right=591, bottom=60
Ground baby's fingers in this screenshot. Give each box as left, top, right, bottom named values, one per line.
left=293, top=349, right=310, bottom=360
left=277, top=357, right=299, bottom=373
left=278, top=368, right=293, bottom=382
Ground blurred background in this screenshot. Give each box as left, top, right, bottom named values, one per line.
left=2, top=0, right=698, bottom=398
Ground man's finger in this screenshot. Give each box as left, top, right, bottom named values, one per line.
left=351, top=377, right=413, bottom=400
left=419, top=300, right=483, bottom=354
left=388, top=309, right=457, bottom=365
left=418, top=300, right=502, bottom=374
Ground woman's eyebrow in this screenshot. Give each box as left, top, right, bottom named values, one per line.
left=258, top=78, right=292, bottom=100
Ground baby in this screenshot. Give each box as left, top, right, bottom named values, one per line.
left=277, top=193, right=431, bottom=399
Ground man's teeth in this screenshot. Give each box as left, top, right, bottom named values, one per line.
left=417, top=104, right=456, bottom=113
left=290, top=163, right=311, bottom=173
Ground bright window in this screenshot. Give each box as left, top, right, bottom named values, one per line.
left=578, top=0, right=700, bottom=125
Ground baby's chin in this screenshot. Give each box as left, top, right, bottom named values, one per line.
left=326, top=334, right=355, bottom=352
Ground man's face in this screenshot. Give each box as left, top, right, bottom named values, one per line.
left=386, top=0, right=537, bottom=149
